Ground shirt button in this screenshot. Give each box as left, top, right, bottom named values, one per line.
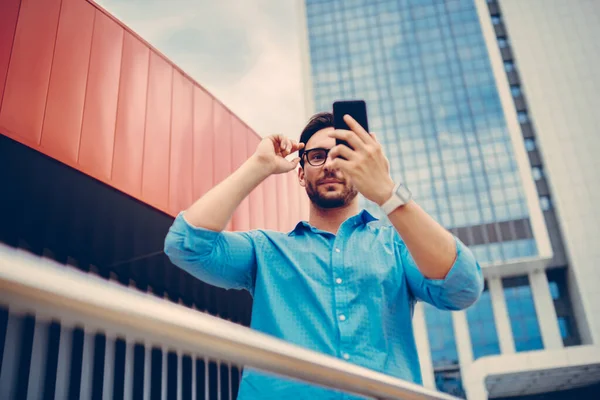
left=336, top=278, right=342, bottom=284
left=335, top=248, right=341, bottom=253
left=339, top=314, right=346, bottom=321
left=342, top=353, right=350, bottom=360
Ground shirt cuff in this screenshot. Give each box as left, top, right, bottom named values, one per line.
left=423, top=236, right=482, bottom=289
left=174, top=211, right=222, bottom=248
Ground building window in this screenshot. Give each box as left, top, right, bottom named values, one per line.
left=434, top=368, right=465, bottom=398
left=546, top=268, right=581, bottom=346
left=540, top=196, right=552, bottom=210
left=491, top=15, right=502, bottom=25
left=510, top=85, right=522, bottom=97
left=517, top=111, right=529, bottom=123
left=558, top=317, right=570, bottom=338
left=497, top=37, right=509, bottom=48
left=532, top=166, right=543, bottom=180
left=502, top=276, right=544, bottom=352
left=467, top=283, right=501, bottom=359
left=424, top=303, right=459, bottom=367
left=504, top=61, right=515, bottom=72
left=524, top=138, right=536, bottom=151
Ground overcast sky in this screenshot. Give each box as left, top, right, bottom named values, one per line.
left=96, top=0, right=308, bottom=139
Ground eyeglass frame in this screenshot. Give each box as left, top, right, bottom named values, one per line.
left=301, top=147, right=333, bottom=167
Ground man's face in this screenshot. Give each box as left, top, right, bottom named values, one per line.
left=298, top=127, right=358, bottom=209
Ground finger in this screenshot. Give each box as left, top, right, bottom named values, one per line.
left=272, top=135, right=285, bottom=154
left=343, top=114, right=371, bottom=143
left=329, top=156, right=351, bottom=173
left=291, top=140, right=304, bottom=152
left=329, top=143, right=355, bottom=161
left=328, top=129, right=365, bottom=151
left=280, top=157, right=301, bottom=172
left=295, top=142, right=305, bottom=152
left=280, top=138, right=293, bottom=157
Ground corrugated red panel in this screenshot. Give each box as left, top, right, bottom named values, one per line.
left=300, top=180, right=310, bottom=221
left=0, top=0, right=61, bottom=144
left=263, top=175, right=278, bottom=230
left=40, top=0, right=95, bottom=163
left=142, top=52, right=172, bottom=210
left=78, top=9, right=123, bottom=179
left=277, top=173, right=290, bottom=232
left=247, top=133, right=265, bottom=229
left=111, top=31, right=149, bottom=196
left=192, top=87, right=214, bottom=200
left=231, top=117, right=250, bottom=231
left=0, top=0, right=21, bottom=107
left=169, top=71, right=194, bottom=216
left=0, top=0, right=307, bottom=230
left=212, top=101, right=233, bottom=230
left=213, top=102, right=232, bottom=185
left=288, top=171, right=301, bottom=227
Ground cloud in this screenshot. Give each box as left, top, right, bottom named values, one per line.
left=95, top=0, right=307, bottom=139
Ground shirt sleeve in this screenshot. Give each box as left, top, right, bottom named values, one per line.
left=396, top=233, right=484, bottom=311
left=163, top=212, right=258, bottom=293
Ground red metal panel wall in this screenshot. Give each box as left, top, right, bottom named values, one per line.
left=192, top=87, right=214, bottom=201
left=247, top=133, right=265, bottom=229
left=0, top=0, right=61, bottom=144
left=212, top=101, right=233, bottom=231
left=0, top=0, right=21, bottom=107
left=79, top=9, right=124, bottom=179
left=263, top=175, right=279, bottom=230
left=231, top=117, right=250, bottom=231
left=0, top=0, right=308, bottom=230
left=288, top=172, right=301, bottom=229
left=40, top=0, right=95, bottom=163
left=277, top=173, right=290, bottom=232
left=169, top=71, right=194, bottom=216
left=142, top=52, right=172, bottom=211
left=112, top=32, right=149, bottom=197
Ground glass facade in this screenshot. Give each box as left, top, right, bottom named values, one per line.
left=423, top=303, right=459, bottom=367
left=502, top=276, right=544, bottom=352
left=303, top=0, right=573, bottom=397
left=423, top=303, right=465, bottom=397
left=546, top=268, right=581, bottom=347
left=305, top=0, right=538, bottom=267
left=466, top=285, right=501, bottom=359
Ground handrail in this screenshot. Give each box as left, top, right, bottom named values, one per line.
left=0, top=244, right=457, bottom=400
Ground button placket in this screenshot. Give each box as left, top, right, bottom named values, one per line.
left=332, top=237, right=351, bottom=362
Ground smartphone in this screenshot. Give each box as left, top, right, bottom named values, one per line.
left=333, top=100, right=369, bottom=149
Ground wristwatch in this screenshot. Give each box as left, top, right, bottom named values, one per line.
left=380, top=182, right=412, bottom=215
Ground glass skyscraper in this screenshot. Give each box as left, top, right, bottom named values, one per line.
left=306, top=0, right=537, bottom=266
left=300, top=0, right=596, bottom=398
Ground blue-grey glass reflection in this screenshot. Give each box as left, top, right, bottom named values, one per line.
left=423, top=302, right=459, bottom=367
left=305, top=0, right=537, bottom=265
left=435, top=369, right=465, bottom=399
left=546, top=268, right=581, bottom=347
left=466, top=286, right=501, bottom=359
left=502, top=276, right=544, bottom=352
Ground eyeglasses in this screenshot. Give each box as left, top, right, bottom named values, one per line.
left=302, top=147, right=331, bottom=167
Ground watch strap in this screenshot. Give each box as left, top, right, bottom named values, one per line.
left=381, top=183, right=406, bottom=215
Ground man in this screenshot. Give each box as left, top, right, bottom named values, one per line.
left=164, top=112, right=483, bottom=399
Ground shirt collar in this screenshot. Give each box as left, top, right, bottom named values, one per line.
left=288, top=209, right=377, bottom=236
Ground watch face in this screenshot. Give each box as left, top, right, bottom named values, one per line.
left=397, top=184, right=412, bottom=202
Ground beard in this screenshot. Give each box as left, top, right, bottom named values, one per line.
left=305, top=178, right=358, bottom=209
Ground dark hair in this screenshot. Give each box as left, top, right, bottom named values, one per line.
left=298, top=112, right=334, bottom=167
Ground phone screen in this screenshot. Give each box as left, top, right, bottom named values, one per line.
left=333, top=100, right=369, bottom=149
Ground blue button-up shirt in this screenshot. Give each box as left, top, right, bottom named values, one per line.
left=164, top=209, right=483, bottom=400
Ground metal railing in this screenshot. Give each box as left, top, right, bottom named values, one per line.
left=0, top=243, right=457, bottom=400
